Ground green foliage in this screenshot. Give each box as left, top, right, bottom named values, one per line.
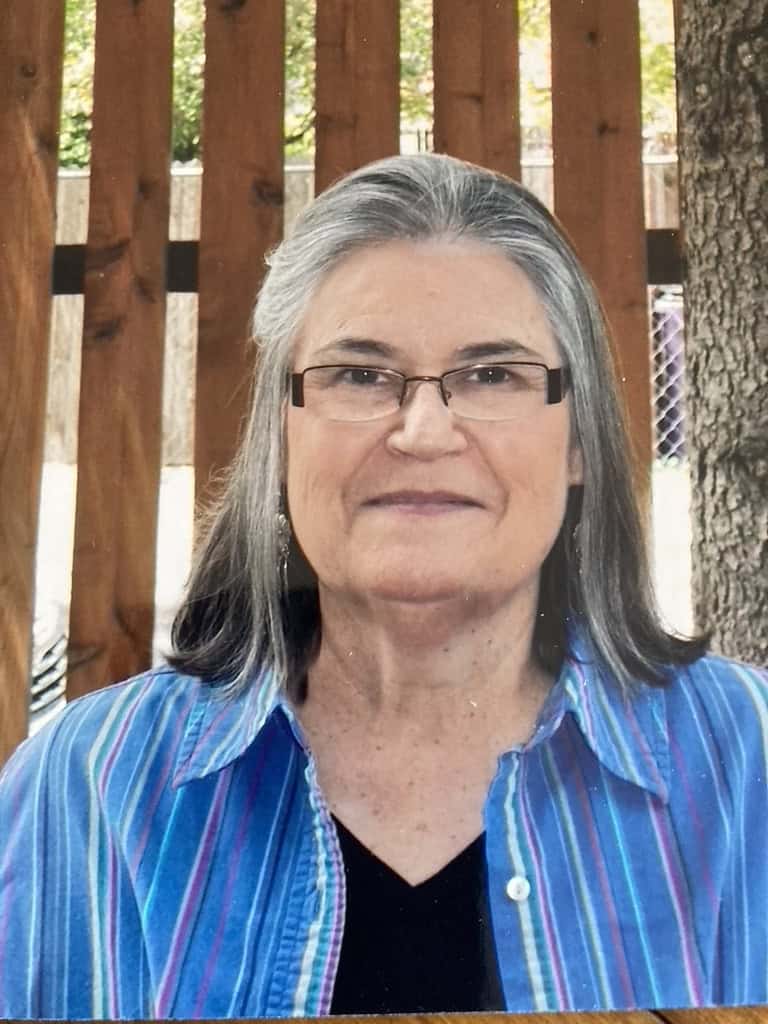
left=59, top=0, right=95, bottom=167
left=170, top=0, right=321, bottom=163
left=284, top=0, right=316, bottom=159
left=58, top=0, right=677, bottom=169
left=518, top=0, right=551, bottom=140
left=642, top=38, right=676, bottom=134
left=638, top=0, right=677, bottom=137
left=60, top=0, right=317, bottom=166
left=400, top=0, right=432, bottom=129
left=173, top=0, right=204, bottom=163
left=398, top=0, right=553, bottom=140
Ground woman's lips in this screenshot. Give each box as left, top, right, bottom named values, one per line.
left=364, top=491, right=482, bottom=515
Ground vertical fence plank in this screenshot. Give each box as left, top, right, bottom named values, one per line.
left=195, top=0, right=284, bottom=502
left=315, top=0, right=400, bottom=193
left=0, top=3, right=65, bottom=763
left=433, top=0, right=521, bottom=179
left=551, top=0, right=651, bottom=480
left=68, top=1, right=173, bottom=699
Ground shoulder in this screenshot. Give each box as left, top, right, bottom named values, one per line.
left=662, top=652, right=768, bottom=798
left=0, top=667, right=206, bottom=800
left=666, top=651, right=768, bottom=727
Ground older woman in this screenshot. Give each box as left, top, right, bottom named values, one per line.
left=1, top=154, right=767, bottom=1019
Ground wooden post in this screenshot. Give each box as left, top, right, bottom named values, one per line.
left=195, top=0, right=284, bottom=504
left=68, top=1, right=174, bottom=699
left=0, top=2, right=65, bottom=763
left=433, top=0, right=521, bottom=179
left=551, top=0, right=651, bottom=486
left=315, top=0, right=400, bottom=194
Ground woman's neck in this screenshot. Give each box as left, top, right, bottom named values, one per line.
left=299, top=583, right=552, bottom=743
left=294, top=585, right=555, bottom=885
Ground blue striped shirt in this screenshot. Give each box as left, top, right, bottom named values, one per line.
left=1, top=633, right=767, bottom=1017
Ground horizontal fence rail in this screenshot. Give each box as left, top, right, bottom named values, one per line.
left=50, top=230, right=683, bottom=295
left=3, top=0, right=678, bottom=764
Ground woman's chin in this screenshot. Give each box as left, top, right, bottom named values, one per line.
left=346, top=566, right=481, bottom=606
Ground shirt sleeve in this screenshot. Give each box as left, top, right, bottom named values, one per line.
left=1, top=672, right=221, bottom=1019
left=0, top=702, right=132, bottom=1019
left=709, top=660, right=768, bottom=1005
left=0, top=724, right=68, bottom=1017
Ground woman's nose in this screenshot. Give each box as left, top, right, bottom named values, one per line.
left=385, top=379, right=468, bottom=458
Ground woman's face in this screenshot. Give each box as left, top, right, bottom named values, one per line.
left=285, top=239, right=582, bottom=609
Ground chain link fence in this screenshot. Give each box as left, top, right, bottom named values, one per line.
left=648, top=285, right=692, bottom=635
left=650, top=285, right=686, bottom=461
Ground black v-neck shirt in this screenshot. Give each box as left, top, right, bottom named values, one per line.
left=329, top=816, right=505, bottom=1014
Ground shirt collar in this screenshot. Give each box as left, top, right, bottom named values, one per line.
left=172, top=667, right=284, bottom=787
left=172, top=626, right=670, bottom=802
left=534, top=627, right=670, bottom=803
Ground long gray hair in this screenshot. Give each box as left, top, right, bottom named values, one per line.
left=169, top=153, right=705, bottom=696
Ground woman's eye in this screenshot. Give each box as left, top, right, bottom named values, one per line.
left=468, top=366, right=512, bottom=385
left=340, top=367, right=385, bottom=386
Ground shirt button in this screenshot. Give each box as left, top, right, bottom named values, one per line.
left=506, top=875, right=531, bottom=902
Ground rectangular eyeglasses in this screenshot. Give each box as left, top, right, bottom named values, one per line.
left=289, top=362, right=571, bottom=422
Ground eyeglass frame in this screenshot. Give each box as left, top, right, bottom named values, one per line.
left=289, top=361, right=572, bottom=419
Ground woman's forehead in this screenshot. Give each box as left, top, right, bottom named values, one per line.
left=292, top=238, right=560, bottom=366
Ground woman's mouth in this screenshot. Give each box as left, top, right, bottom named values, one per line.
left=364, top=491, right=482, bottom=514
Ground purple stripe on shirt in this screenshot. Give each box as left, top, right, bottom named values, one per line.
left=191, top=730, right=274, bottom=1015
left=155, top=770, right=232, bottom=1015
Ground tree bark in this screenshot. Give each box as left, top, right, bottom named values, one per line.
left=675, top=1, right=768, bottom=662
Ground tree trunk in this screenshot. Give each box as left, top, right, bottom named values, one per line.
left=675, top=0, right=768, bottom=663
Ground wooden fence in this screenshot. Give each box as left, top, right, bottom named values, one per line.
left=2, top=0, right=672, bottom=763
left=46, top=158, right=680, bottom=466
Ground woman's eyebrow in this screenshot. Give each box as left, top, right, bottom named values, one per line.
left=453, top=339, right=540, bottom=361
left=311, top=336, right=541, bottom=362
left=312, top=337, right=399, bottom=360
